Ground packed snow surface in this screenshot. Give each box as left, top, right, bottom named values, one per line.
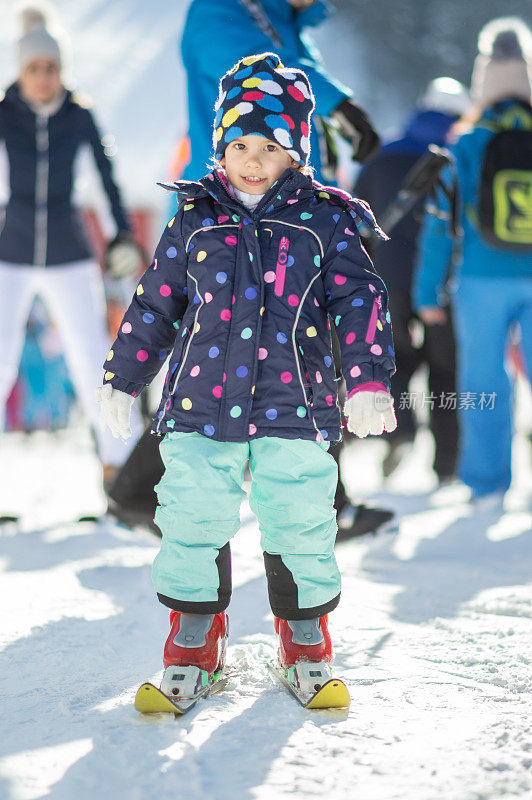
left=0, top=420, right=530, bottom=800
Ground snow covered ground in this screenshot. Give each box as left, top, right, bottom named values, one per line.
left=0, top=401, right=531, bottom=800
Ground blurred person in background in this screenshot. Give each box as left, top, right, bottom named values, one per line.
left=0, top=2, right=143, bottom=512
left=354, top=77, right=471, bottom=483
left=16, top=299, right=74, bottom=431
left=414, top=18, right=532, bottom=510
left=176, top=0, right=380, bottom=190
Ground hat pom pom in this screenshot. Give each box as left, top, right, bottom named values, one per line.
left=477, top=17, right=532, bottom=60
left=18, top=1, right=55, bottom=33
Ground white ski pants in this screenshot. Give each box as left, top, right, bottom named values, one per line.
left=0, top=258, right=140, bottom=465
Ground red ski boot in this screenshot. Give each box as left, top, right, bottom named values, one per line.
left=274, top=616, right=333, bottom=693
left=160, top=611, right=228, bottom=699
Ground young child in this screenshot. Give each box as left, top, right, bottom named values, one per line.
left=97, top=53, right=396, bottom=697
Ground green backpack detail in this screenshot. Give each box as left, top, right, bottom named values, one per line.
left=478, top=107, right=532, bottom=251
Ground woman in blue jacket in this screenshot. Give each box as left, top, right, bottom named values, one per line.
left=97, top=54, right=396, bottom=695
left=0, top=8, right=141, bottom=485
left=414, top=18, right=532, bottom=507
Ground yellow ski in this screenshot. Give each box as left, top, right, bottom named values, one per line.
left=306, top=679, right=350, bottom=709
left=268, top=661, right=350, bottom=709
left=135, top=672, right=228, bottom=715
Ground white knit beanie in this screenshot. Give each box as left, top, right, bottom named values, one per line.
left=471, top=17, right=532, bottom=108
left=419, top=77, right=471, bottom=117
left=17, top=2, right=62, bottom=71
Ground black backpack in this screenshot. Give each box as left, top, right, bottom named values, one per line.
left=478, top=127, right=532, bottom=251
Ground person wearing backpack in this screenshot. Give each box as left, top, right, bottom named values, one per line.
left=414, top=18, right=532, bottom=509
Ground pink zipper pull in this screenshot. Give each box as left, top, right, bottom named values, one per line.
left=365, top=295, right=382, bottom=344
left=274, top=236, right=290, bottom=297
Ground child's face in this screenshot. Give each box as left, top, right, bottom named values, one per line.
left=221, top=134, right=298, bottom=194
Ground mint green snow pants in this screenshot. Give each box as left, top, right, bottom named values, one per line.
left=152, top=432, right=340, bottom=620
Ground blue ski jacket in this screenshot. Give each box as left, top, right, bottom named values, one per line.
left=104, top=168, right=395, bottom=444
left=414, top=100, right=532, bottom=309
left=180, top=0, right=352, bottom=184
left=0, top=83, right=130, bottom=266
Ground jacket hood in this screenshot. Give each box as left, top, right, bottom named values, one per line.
left=403, top=109, right=457, bottom=146
left=382, top=110, right=457, bottom=157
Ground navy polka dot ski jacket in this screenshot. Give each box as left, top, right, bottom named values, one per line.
left=103, top=167, right=395, bottom=444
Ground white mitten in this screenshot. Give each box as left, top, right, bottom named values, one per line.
left=105, top=238, right=144, bottom=279
left=344, top=391, right=397, bottom=438
left=95, top=383, right=135, bottom=441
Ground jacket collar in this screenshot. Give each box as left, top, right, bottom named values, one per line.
left=4, top=82, right=71, bottom=118
left=159, top=168, right=387, bottom=239
left=480, top=99, right=532, bottom=131
left=160, top=168, right=314, bottom=218
left=208, top=167, right=316, bottom=217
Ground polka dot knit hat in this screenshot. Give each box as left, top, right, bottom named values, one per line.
left=213, top=52, right=316, bottom=166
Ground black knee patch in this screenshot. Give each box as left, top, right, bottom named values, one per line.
left=263, top=552, right=340, bottom=620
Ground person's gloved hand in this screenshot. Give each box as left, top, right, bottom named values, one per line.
left=105, top=234, right=145, bottom=279
left=95, top=383, right=135, bottom=441
left=344, top=391, right=397, bottom=438
left=331, top=99, right=381, bottom=163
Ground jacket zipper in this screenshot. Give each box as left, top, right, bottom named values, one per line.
left=294, top=340, right=312, bottom=398
left=169, top=283, right=199, bottom=384
left=259, top=218, right=324, bottom=435
left=365, top=295, right=382, bottom=344
left=34, top=115, right=49, bottom=266
left=169, top=323, right=194, bottom=394
left=293, top=337, right=322, bottom=437
left=236, top=222, right=265, bottom=438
